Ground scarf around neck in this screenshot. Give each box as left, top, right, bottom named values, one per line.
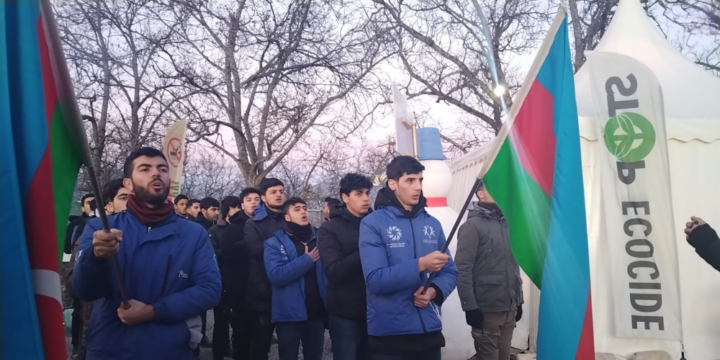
left=127, top=194, right=174, bottom=226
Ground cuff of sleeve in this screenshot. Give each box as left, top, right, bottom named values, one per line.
left=153, top=299, right=170, bottom=322
left=430, top=284, right=444, bottom=305
left=689, top=224, right=719, bottom=248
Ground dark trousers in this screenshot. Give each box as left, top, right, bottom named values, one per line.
left=275, top=317, right=325, bottom=360
left=248, top=312, right=275, bottom=360
left=329, top=315, right=370, bottom=360
left=71, top=298, right=82, bottom=348
left=213, top=292, right=232, bottom=360
left=372, top=348, right=441, bottom=360
left=230, top=309, right=253, bottom=359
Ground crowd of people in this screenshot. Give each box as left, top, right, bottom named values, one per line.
left=62, top=147, right=531, bottom=360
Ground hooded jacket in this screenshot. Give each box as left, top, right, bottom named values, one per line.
left=219, top=211, right=252, bottom=301
left=688, top=224, right=720, bottom=272
left=208, top=218, right=229, bottom=256
left=456, top=202, right=523, bottom=313
left=264, top=226, right=326, bottom=323
left=359, top=187, right=458, bottom=349
left=243, top=202, right=286, bottom=313
left=71, top=208, right=222, bottom=360
left=318, top=204, right=370, bottom=319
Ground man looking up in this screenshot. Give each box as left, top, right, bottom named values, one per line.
left=174, top=194, right=189, bottom=218
left=72, top=147, right=222, bottom=360
left=245, top=178, right=286, bottom=359
left=265, top=197, right=325, bottom=360
left=456, top=181, right=523, bottom=360
left=319, top=173, right=373, bottom=360
left=359, top=156, right=458, bottom=360
left=197, top=197, right=220, bottom=231
left=187, top=199, right=201, bottom=221
left=220, top=188, right=261, bottom=359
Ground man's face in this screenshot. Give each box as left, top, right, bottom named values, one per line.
left=82, top=197, right=95, bottom=215
left=123, top=155, right=170, bottom=207
left=389, top=172, right=423, bottom=210
left=284, top=202, right=309, bottom=226
left=105, top=187, right=131, bottom=215
left=477, top=188, right=495, bottom=204
left=261, top=186, right=285, bottom=210
left=188, top=202, right=201, bottom=217
left=227, top=206, right=241, bottom=221
left=175, top=199, right=188, bottom=215
left=202, top=206, right=220, bottom=221
left=323, top=202, right=331, bottom=220
left=342, top=189, right=371, bottom=217
left=242, top=193, right=261, bottom=217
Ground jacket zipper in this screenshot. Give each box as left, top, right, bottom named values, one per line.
left=409, top=218, right=428, bottom=333
left=159, top=254, right=173, bottom=296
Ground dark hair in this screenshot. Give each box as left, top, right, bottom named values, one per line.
left=174, top=194, right=188, bottom=205
left=81, top=193, right=95, bottom=204
left=200, top=197, right=220, bottom=210
left=386, top=156, right=425, bottom=181
left=123, top=147, right=168, bottom=178
left=102, top=179, right=125, bottom=205
left=282, top=197, right=306, bottom=215
left=188, top=199, right=200, bottom=207
left=220, top=196, right=242, bottom=218
left=339, top=173, right=373, bottom=197
left=477, top=179, right=485, bottom=192
left=240, top=188, right=261, bottom=201
left=259, top=178, right=284, bottom=196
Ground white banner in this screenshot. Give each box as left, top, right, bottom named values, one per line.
left=162, top=120, right=187, bottom=202
left=586, top=51, right=682, bottom=341
left=391, top=85, right=415, bottom=157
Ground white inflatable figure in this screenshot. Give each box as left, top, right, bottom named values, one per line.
left=416, top=128, right=475, bottom=360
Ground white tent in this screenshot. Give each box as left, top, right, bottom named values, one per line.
left=448, top=0, right=720, bottom=359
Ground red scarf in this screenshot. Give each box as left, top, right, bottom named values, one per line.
left=127, top=194, right=174, bottom=226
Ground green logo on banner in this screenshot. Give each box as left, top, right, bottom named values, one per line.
left=603, top=112, right=656, bottom=162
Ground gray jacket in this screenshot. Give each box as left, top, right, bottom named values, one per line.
left=456, top=202, right=523, bottom=313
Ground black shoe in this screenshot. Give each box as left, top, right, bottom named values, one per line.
left=201, top=336, right=212, bottom=348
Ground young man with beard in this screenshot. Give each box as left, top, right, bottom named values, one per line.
left=244, top=178, right=286, bottom=359
left=72, top=147, right=222, bottom=360
left=66, top=180, right=129, bottom=359
left=359, top=156, right=458, bottom=360
left=220, top=188, right=261, bottom=360
left=197, top=197, right=220, bottom=231
left=318, top=173, right=373, bottom=360
left=264, top=198, right=325, bottom=360
left=174, top=194, right=189, bottom=218
left=187, top=199, right=201, bottom=221
left=456, top=181, right=523, bottom=360
left=209, top=195, right=242, bottom=360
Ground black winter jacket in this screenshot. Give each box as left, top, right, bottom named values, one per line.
left=318, top=204, right=369, bottom=319
left=688, top=224, right=720, bottom=272
left=244, top=202, right=285, bottom=313
left=220, top=211, right=252, bottom=303
left=64, top=214, right=88, bottom=254
left=208, top=218, right=229, bottom=256
left=195, top=212, right=215, bottom=231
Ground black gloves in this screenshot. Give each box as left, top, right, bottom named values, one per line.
left=465, top=309, right=484, bottom=329
left=515, top=305, right=523, bottom=322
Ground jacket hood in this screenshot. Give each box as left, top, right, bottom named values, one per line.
left=374, top=187, right=426, bottom=219
left=329, top=203, right=372, bottom=224
left=468, top=201, right=505, bottom=221
left=229, top=209, right=250, bottom=224
left=253, top=201, right=283, bottom=222
left=195, top=212, right=214, bottom=227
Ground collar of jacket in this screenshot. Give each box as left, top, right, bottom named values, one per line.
left=373, top=186, right=427, bottom=219
left=470, top=201, right=505, bottom=220
left=253, top=201, right=283, bottom=222
left=125, top=207, right=181, bottom=241
left=228, top=210, right=250, bottom=224
left=329, top=204, right=372, bottom=226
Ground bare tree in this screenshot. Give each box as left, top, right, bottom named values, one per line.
left=182, top=146, right=246, bottom=200
left=657, top=0, right=720, bottom=74
left=566, top=0, right=618, bottom=71
left=154, top=0, right=393, bottom=187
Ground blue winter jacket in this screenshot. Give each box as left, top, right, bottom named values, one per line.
left=72, top=208, right=222, bottom=360
left=359, top=189, right=458, bottom=337
left=264, top=227, right=326, bottom=323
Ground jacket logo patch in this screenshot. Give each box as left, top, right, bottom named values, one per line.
left=423, top=225, right=435, bottom=238
left=178, top=270, right=188, bottom=279
left=280, top=245, right=288, bottom=261
left=386, top=226, right=402, bottom=241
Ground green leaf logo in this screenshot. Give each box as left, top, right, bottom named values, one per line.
left=603, top=112, right=656, bottom=162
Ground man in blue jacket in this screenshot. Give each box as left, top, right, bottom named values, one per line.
left=264, top=197, right=325, bottom=360
left=72, top=147, right=222, bottom=360
left=359, top=156, right=458, bottom=360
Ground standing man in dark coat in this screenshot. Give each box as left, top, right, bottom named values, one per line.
left=196, top=196, right=220, bottom=348
left=244, top=178, right=286, bottom=359
left=318, top=173, right=373, bottom=360
left=65, top=193, right=94, bottom=254
left=220, top=188, right=261, bottom=359
left=456, top=181, right=523, bottom=360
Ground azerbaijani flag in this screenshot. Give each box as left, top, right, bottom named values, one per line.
left=481, top=8, right=595, bottom=360
left=1, top=0, right=85, bottom=359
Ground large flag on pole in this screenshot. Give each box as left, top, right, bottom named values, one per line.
left=162, top=120, right=188, bottom=201
left=1, top=1, right=85, bottom=359
left=479, top=8, right=595, bottom=359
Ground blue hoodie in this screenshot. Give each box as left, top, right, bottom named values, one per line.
left=359, top=188, right=458, bottom=337
left=72, top=208, right=222, bottom=360
left=264, top=227, right=326, bottom=323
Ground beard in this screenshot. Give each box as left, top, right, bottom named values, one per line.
left=133, top=180, right=170, bottom=206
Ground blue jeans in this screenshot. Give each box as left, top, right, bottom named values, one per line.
left=275, top=317, right=325, bottom=360
left=329, top=316, right=371, bottom=360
